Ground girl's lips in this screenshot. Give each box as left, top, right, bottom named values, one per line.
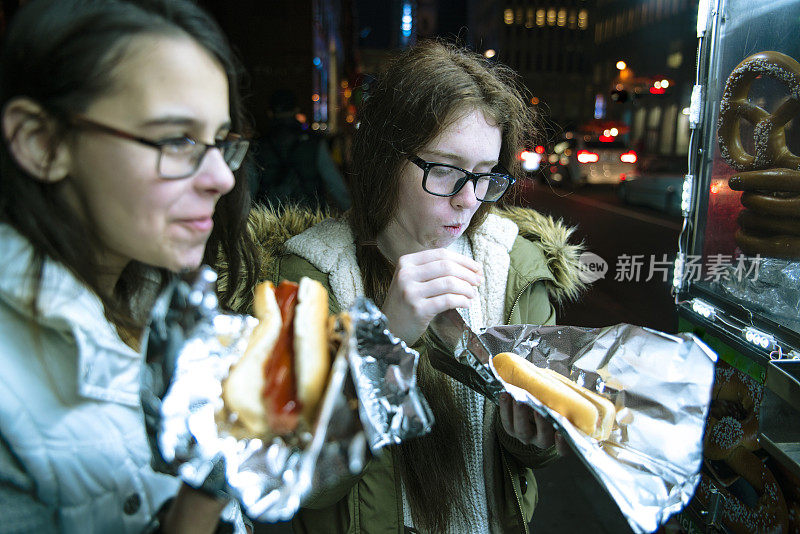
left=443, top=224, right=464, bottom=236
left=178, top=217, right=214, bottom=233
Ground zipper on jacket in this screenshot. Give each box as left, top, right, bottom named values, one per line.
left=506, top=277, right=546, bottom=325
left=501, top=447, right=529, bottom=534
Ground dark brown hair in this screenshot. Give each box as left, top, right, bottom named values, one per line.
left=0, top=0, right=258, bottom=331
left=348, top=40, right=537, bottom=532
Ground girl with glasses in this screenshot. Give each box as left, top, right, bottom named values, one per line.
left=222, top=41, right=585, bottom=533
left=0, top=0, right=257, bottom=532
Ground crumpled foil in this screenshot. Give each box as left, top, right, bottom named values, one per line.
left=141, top=267, right=433, bottom=523
left=428, top=310, right=718, bottom=534
left=713, top=257, right=800, bottom=331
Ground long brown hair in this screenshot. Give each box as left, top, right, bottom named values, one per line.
left=348, top=40, right=537, bottom=532
left=0, top=0, right=258, bottom=331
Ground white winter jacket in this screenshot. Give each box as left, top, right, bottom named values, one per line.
left=0, top=224, right=178, bottom=533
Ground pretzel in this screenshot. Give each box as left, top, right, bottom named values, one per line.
left=698, top=363, right=788, bottom=534
left=735, top=229, right=800, bottom=258
left=741, top=191, right=800, bottom=217
left=697, top=449, right=789, bottom=534
left=729, top=168, right=800, bottom=191
left=738, top=210, right=800, bottom=237
left=718, top=51, right=800, bottom=171
left=704, top=364, right=761, bottom=461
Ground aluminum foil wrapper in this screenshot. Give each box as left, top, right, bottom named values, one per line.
left=428, top=310, right=717, bottom=534
left=141, top=267, right=433, bottom=522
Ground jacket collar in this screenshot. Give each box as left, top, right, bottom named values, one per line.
left=283, top=213, right=522, bottom=328
left=219, top=204, right=585, bottom=314
left=0, top=225, right=142, bottom=406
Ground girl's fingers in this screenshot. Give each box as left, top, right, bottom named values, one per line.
left=416, top=276, right=479, bottom=300
left=499, top=393, right=515, bottom=436
left=398, top=248, right=482, bottom=275
left=512, top=400, right=537, bottom=444
left=416, top=293, right=475, bottom=316
left=414, top=259, right=483, bottom=286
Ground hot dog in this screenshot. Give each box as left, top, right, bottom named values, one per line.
left=493, top=352, right=615, bottom=441
left=221, top=277, right=330, bottom=438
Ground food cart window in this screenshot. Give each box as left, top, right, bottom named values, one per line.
left=689, top=0, right=800, bottom=336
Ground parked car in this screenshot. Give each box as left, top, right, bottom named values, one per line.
left=617, top=156, right=686, bottom=216
left=543, top=134, right=639, bottom=187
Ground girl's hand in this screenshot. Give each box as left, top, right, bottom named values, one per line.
left=381, top=248, right=482, bottom=344
left=498, top=393, right=569, bottom=455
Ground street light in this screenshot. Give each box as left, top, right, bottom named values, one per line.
left=484, top=49, right=496, bottom=59
left=616, top=60, right=627, bottom=70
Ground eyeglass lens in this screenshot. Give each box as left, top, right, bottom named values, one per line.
left=425, top=165, right=509, bottom=201
left=158, top=139, right=249, bottom=179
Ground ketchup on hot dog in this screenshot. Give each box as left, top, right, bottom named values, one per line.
left=263, top=280, right=303, bottom=433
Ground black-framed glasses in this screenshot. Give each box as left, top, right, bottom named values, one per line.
left=407, top=155, right=515, bottom=203
left=69, top=115, right=249, bottom=179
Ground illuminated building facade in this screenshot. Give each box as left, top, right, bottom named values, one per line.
left=593, top=0, right=697, bottom=155
left=469, top=0, right=595, bottom=130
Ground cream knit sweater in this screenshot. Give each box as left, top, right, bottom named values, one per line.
left=401, top=234, right=496, bottom=533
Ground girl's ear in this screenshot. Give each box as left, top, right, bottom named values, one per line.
left=2, top=97, right=71, bottom=182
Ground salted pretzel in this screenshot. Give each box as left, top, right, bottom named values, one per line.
left=718, top=51, right=800, bottom=171
left=698, top=362, right=789, bottom=534
left=697, top=449, right=789, bottom=534
left=718, top=51, right=800, bottom=257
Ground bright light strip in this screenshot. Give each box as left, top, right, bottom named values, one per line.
left=672, top=254, right=684, bottom=289
left=620, top=151, right=637, bottom=164
left=690, top=298, right=716, bottom=321
left=681, top=174, right=693, bottom=216
left=577, top=150, right=599, bottom=163
left=744, top=327, right=775, bottom=351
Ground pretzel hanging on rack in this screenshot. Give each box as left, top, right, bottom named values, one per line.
left=697, top=362, right=789, bottom=534
left=718, top=51, right=800, bottom=258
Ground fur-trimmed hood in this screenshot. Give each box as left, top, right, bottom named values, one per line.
left=218, top=204, right=585, bottom=314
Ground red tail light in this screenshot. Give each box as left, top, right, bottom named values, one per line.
left=620, top=151, right=638, bottom=164
left=619, top=173, right=627, bottom=181
left=577, top=150, right=599, bottom=164
left=535, top=145, right=545, bottom=154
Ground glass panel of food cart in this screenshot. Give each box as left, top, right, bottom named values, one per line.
left=689, top=0, right=800, bottom=335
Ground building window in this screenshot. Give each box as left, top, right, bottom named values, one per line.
left=632, top=107, right=646, bottom=144
left=516, top=7, right=523, bottom=25
left=667, top=51, right=683, bottom=68
left=557, top=8, right=567, bottom=26
left=526, top=7, right=534, bottom=28
left=675, top=109, right=690, bottom=154
left=547, top=8, right=557, bottom=26
left=648, top=106, right=662, bottom=129
left=569, top=9, right=577, bottom=29
left=504, top=8, right=513, bottom=25
left=660, top=105, right=677, bottom=154
left=536, top=8, right=546, bottom=27
left=578, top=9, right=588, bottom=29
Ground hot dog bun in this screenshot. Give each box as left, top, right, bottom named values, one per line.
left=221, top=277, right=331, bottom=438
left=222, top=281, right=281, bottom=437
left=493, top=352, right=615, bottom=441
left=293, top=277, right=330, bottom=422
